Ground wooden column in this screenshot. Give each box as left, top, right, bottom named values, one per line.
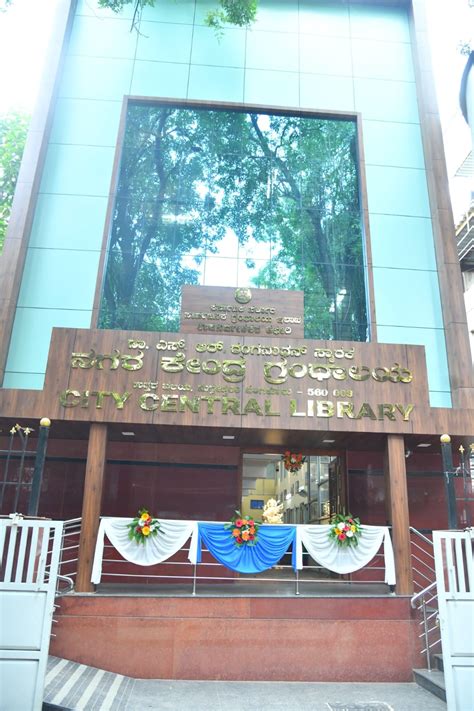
left=76, top=423, right=108, bottom=592
left=384, top=434, right=413, bottom=595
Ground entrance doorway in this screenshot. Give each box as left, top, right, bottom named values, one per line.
left=240, top=453, right=347, bottom=524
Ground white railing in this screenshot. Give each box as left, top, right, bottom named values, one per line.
left=0, top=517, right=64, bottom=711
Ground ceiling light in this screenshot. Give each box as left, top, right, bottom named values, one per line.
left=417, top=443, right=431, bottom=448
left=322, top=439, right=335, bottom=443
left=121, top=431, right=135, bottom=436
left=222, top=435, right=235, bottom=440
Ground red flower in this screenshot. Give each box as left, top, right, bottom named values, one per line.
left=338, top=533, right=346, bottom=540
left=235, top=518, right=243, bottom=527
left=247, top=520, right=254, bottom=526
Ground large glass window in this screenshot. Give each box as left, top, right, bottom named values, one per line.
left=99, top=101, right=368, bottom=340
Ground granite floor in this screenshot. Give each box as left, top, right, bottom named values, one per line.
left=44, top=656, right=447, bottom=711
left=96, top=579, right=392, bottom=597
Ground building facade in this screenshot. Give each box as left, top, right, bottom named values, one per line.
left=0, top=0, right=473, bottom=682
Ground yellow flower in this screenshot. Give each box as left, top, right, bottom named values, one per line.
left=140, top=512, right=149, bottom=521
left=333, top=527, right=339, bottom=535
left=142, top=526, right=151, bottom=536
left=351, top=525, right=356, bottom=532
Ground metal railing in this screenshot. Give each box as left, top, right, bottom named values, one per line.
left=410, top=581, right=441, bottom=671
left=98, top=542, right=390, bottom=596
left=45, top=518, right=81, bottom=639
left=56, top=518, right=81, bottom=589
left=410, top=527, right=441, bottom=670
left=410, top=527, right=436, bottom=592
left=53, top=517, right=392, bottom=596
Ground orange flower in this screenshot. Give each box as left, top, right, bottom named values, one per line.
left=249, top=526, right=255, bottom=534
left=241, top=530, right=250, bottom=541
left=232, top=528, right=240, bottom=537
left=142, top=526, right=151, bottom=536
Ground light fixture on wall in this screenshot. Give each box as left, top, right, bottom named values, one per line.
left=405, top=449, right=412, bottom=458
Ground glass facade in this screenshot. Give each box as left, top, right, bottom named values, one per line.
left=99, top=101, right=368, bottom=341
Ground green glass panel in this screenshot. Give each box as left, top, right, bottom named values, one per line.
left=98, top=102, right=368, bottom=341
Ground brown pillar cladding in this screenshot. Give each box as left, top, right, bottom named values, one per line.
left=76, top=423, right=108, bottom=592
left=384, top=434, right=413, bottom=595
left=409, top=0, right=474, bottom=408
left=0, top=0, right=75, bottom=384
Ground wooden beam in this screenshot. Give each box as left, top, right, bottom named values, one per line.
left=384, top=434, right=413, bottom=595
left=76, top=423, right=108, bottom=592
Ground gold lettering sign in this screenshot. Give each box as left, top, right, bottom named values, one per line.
left=50, top=325, right=430, bottom=432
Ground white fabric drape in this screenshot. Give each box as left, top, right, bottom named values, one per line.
left=295, top=524, right=396, bottom=585
left=91, top=517, right=198, bottom=584
left=91, top=519, right=396, bottom=586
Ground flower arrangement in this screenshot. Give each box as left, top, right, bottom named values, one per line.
left=128, top=509, right=161, bottom=544
left=262, top=498, right=284, bottom=524
left=225, top=511, right=261, bottom=546
left=329, top=514, right=362, bottom=548
left=282, top=451, right=306, bottom=473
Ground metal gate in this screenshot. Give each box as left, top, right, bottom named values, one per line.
left=433, top=529, right=474, bottom=711
left=0, top=516, right=64, bottom=711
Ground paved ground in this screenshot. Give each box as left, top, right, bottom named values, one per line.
left=44, top=656, right=447, bottom=711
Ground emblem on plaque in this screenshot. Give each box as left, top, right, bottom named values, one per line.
left=235, top=288, right=252, bottom=304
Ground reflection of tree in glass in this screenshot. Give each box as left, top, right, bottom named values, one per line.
left=99, top=104, right=367, bottom=340
left=219, top=113, right=366, bottom=340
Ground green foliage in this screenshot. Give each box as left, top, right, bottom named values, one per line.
left=99, top=104, right=368, bottom=341
left=206, top=0, right=258, bottom=33
left=0, top=111, right=29, bottom=254
left=98, top=0, right=258, bottom=31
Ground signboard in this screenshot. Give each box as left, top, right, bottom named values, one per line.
left=44, top=328, right=430, bottom=433
left=180, top=286, right=305, bottom=339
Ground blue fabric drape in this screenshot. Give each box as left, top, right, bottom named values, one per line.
left=196, top=523, right=297, bottom=573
